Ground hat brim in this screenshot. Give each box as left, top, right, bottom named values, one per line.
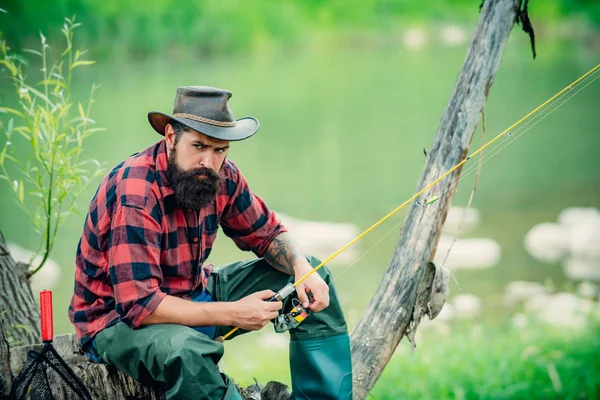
left=148, top=112, right=259, bottom=141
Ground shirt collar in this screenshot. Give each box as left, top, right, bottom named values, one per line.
left=155, top=140, right=176, bottom=197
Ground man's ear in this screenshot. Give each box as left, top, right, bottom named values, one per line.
left=164, top=124, right=175, bottom=149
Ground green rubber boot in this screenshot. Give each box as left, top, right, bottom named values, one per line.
left=223, top=374, right=244, bottom=400
left=289, top=333, right=353, bottom=400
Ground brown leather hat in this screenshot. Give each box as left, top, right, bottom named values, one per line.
left=148, top=86, right=259, bottom=141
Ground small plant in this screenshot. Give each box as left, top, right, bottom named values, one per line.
left=0, top=311, right=31, bottom=347
left=0, top=17, right=104, bottom=275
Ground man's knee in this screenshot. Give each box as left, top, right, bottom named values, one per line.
left=153, top=326, right=223, bottom=367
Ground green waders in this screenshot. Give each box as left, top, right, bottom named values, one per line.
left=94, top=256, right=353, bottom=400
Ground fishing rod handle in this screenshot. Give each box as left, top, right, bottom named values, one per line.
left=272, top=283, right=295, bottom=301
left=40, top=290, right=53, bottom=343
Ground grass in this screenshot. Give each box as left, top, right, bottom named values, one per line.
left=372, top=319, right=600, bottom=399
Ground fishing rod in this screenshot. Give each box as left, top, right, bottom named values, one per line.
left=215, top=62, right=600, bottom=342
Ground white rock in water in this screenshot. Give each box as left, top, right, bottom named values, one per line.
left=276, top=212, right=360, bottom=265
left=511, top=313, right=529, bottom=329
left=452, top=294, right=482, bottom=319
left=577, top=282, right=599, bottom=299
left=558, top=207, right=600, bottom=227
left=524, top=293, right=552, bottom=313
left=7, top=242, right=61, bottom=293
left=442, top=207, right=481, bottom=235
left=563, top=258, right=600, bottom=282
left=559, top=207, right=600, bottom=260
left=565, top=221, right=600, bottom=261
left=440, top=25, right=466, bottom=46
left=434, top=235, right=501, bottom=270
left=403, top=28, right=427, bottom=50
left=523, top=223, right=568, bottom=263
left=526, top=292, right=597, bottom=330
left=504, top=281, right=548, bottom=306
left=545, top=292, right=596, bottom=329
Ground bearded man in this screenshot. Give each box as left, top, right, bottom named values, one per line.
left=68, top=87, right=353, bottom=400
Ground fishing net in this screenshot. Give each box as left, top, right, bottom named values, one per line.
left=10, top=345, right=91, bottom=400
left=9, top=290, right=91, bottom=400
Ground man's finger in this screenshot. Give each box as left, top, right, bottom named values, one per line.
left=322, top=286, right=330, bottom=308
left=268, top=311, right=279, bottom=320
left=307, top=289, right=321, bottom=311
left=256, top=290, right=276, bottom=300
left=310, top=287, right=328, bottom=312
left=297, top=284, right=309, bottom=308
left=267, top=300, right=283, bottom=311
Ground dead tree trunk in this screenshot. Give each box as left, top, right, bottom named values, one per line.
left=350, top=0, right=523, bottom=398
left=0, top=231, right=39, bottom=346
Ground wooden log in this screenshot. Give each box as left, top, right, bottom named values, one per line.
left=350, top=0, right=523, bottom=398
left=0, top=317, right=13, bottom=396
left=3, top=331, right=290, bottom=399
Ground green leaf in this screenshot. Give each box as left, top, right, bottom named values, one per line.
left=23, top=85, right=54, bottom=107
left=0, top=8, right=7, bottom=13
left=9, top=53, right=29, bottom=67
left=78, top=103, right=86, bottom=121
left=7, top=118, right=14, bottom=136
left=8, top=324, right=32, bottom=333
left=85, top=127, right=105, bottom=134
left=71, top=60, right=95, bottom=69
left=23, top=49, right=43, bottom=57
left=18, top=181, right=24, bottom=202
left=0, top=107, right=24, bottom=118
left=0, top=59, right=18, bottom=76
left=0, top=146, right=6, bottom=165
left=37, top=79, right=67, bottom=89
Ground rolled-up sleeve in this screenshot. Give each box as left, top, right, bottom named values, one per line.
left=108, top=204, right=166, bottom=328
left=220, top=167, right=287, bottom=256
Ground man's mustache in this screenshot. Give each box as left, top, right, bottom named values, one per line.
left=176, top=167, right=220, bottom=181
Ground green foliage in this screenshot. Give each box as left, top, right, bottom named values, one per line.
left=1, top=0, right=597, bottom=61
left=372, top=320, right=600, bottom=399
left=0, top=17, right=104, bottom=274
left=559, top=0, right=600, bottom=25
left=0, top=310, right=32, bottom=346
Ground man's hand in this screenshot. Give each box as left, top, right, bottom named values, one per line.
left=294, top=260, right=330, bottom=312
left=232, top=290, right=283, bottom=331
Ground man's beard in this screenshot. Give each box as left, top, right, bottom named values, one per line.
left=166, top=149, right=222, bottom=210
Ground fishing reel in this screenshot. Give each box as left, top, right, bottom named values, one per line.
left=265, top=283, right=315, bottom=333
left=274, top=298, right=311, bottom=333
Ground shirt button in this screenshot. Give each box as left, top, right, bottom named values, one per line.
left=193, top=237, right=199, bottom=243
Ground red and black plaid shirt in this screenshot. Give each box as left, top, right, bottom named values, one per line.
left=68, top=140, right=286, bottom=345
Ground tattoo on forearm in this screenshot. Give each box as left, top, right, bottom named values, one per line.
left=265, top=233, right=302, bottom=275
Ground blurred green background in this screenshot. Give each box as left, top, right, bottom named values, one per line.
left=1, top=0, right=599, bottom=398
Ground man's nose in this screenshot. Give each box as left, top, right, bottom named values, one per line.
left=199, top=157, right=215, bottom=170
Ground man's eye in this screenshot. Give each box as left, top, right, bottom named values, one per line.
left=216, top=149, right=225, bottom=154
left=193, top=144, right=204, bottom=149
